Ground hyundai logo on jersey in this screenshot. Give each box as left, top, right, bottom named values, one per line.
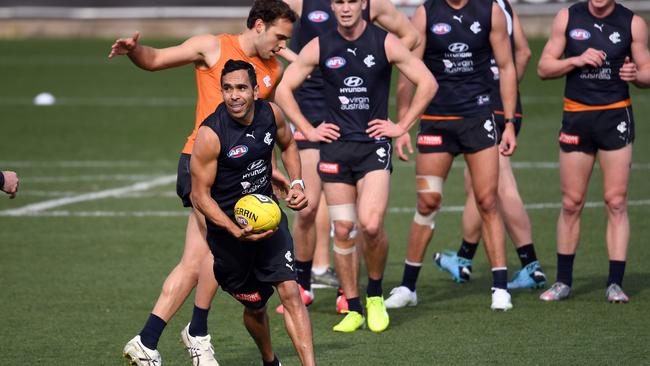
left=343, top=76, right=364, bottom=87
left=308, top=10, right=329, bottom=23
left=569, top=29, right=591, bottom=40
left=228, top=145, right=249, bottom=158
left=448, top=42, right=469, bottom=53
left=326, top=56, right=347, bottom=69
left=431, top=23, right=452, bottom=35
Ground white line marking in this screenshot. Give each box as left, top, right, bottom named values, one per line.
left=23, top=174, right=170, bottom=183
left=0, top=175, right=176, bottom=216
left=0, top=160, right=176, bottom=168
left=0, top=96, right=195, bottom=107
left=2, top=199, right=649, bottom=218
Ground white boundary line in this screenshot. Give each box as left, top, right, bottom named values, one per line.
left=2, top=199, right=649, bottom=218
left=0, top=175, right=175, bottom=216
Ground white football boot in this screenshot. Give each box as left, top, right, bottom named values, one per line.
left=180, top=323, right=220, bottom=366
left=123, top=335, right=162, bottom=366
left=384, top=286, right=418, bottom=309
left=490, top=288, right=513, bottom=311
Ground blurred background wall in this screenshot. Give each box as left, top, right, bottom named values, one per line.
left=0, top=0, right=649, bottom=39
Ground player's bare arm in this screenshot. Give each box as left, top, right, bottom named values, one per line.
left=271, top=103, right=308, bottom=211
left=622, top=15, right=650, bottom=87
left=191, top=126, right=274, bottom=241
left=371, top=0, right=420, bottom=51
left=511, top=9, right=532, bottom=81
left=275, top=38, right=341, bottom=143
left=108, top=32, right=221, bottom=71
left=393, top=5, right=427, bottom=161
left=538, top=9, right=606, bottom=79
left=491, top=2, right=518, bottom=156
left=367, top=33, right=436, bottom=139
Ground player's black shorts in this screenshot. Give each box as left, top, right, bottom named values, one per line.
left=494, top=113, right=522, bottom=140
left=318, top=140, right=393, bottom=184
left=176, top=153, right=192, bottom=207
left=559, top=106, right=635, bottom=153
left=416, top=114, right=498, bottom=155
left=207, top=212, right=296, bottom=310
left=292, top=122, right=322, bottom=150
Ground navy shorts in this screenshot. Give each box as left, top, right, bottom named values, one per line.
left=176, top=153, right=192, bottom=207
left=207, top=212, right=297, bottom=309
left=559, top=107, right=635, bottom=153
left=416, top=114, right=498, bottom=155
left=318, top=140, right=392, bottom=184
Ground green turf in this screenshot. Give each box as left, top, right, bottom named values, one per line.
left=0, top=38, right=649, bottom=365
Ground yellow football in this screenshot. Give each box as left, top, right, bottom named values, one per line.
left=234, top=194, right=281, bottom=233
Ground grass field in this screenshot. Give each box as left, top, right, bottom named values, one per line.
left=1, top=38, right=649, bottom=365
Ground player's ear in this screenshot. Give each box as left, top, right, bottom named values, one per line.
left=253, top=84, right=260, bottom=100
left=255, top=19, right=266, bottom=34
left=361, top=0, right=368, bottom=10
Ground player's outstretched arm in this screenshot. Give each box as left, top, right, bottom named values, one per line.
left=367, top=32, right=436, bottom=139
left=108, top=32, right=219, bottom=71
left=622, top=15, right=650, bottom=87
left=191, top=126, right=273, bottom=241
left=372, top=0, right=421, bottom=51
left=271, top=103, right=308, bottom=211
left=275, top=38, right=340, bottom=143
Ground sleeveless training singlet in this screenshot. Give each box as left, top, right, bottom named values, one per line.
left=201, top=99, right=276, bottom=220
left=182, top=34, right=282, bottom=154
left=422, top=0, right=494, bottom=118
left=318, top=23, right=392, bottom=142
left=563, top=2, right=633, bottom=111
left=290, top=0, right=371, bottom=124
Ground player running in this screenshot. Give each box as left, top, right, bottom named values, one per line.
left=276, top=0, right=436, bottom=333
left=537, top=0, right=650, bottom=303
left=191, top=60, right=313, bottom=366
left=110, top=1, right=297, bottom=364
left=388, top=0, right=519, bottom=311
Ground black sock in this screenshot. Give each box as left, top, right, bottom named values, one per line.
left=607, top=260, right=626, bottom=286
left=401, top=262, right=421, bottom=291
left=557, top=253, right=575, bottom=287
left=139, top=313, right=167, bottom=350
left=366, top=277, right=383, bottom=297
left=262, top=355, right=280, bottom=366
left=492, top=268, right=508, bottom=289
left=516, top=243, right=538, bottom=267
left=188, top=305, right=210, bottom=337
left=295, top=260, right=312, bottom=291
left=457, top=239, right=479, bottom=260
left=347, top=297, right=363, bottom=314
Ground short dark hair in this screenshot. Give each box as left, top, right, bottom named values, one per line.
left=246, top=0, right=297, bottom=29
left=221, top=59, right=257, bottom=88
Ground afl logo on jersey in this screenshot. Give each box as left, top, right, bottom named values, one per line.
left=448, top=42, right=469, bottom=53
left=308, top=10, right=329, bottom=23
left=326, top=57, right=346, bottom=69
left=431, top=23, right=452, bottom=35
left=228, top=145, right=248, bottom=158
left=569, top=29, right=591, bottom=41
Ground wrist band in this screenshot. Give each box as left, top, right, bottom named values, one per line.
left=290, top=179, right=305, bottom=189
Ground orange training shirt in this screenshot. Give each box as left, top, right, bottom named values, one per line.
left=181, top=34, right=283, bottom=154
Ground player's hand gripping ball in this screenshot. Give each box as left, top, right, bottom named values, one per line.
left=234, top=194, right=281, bottom=233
